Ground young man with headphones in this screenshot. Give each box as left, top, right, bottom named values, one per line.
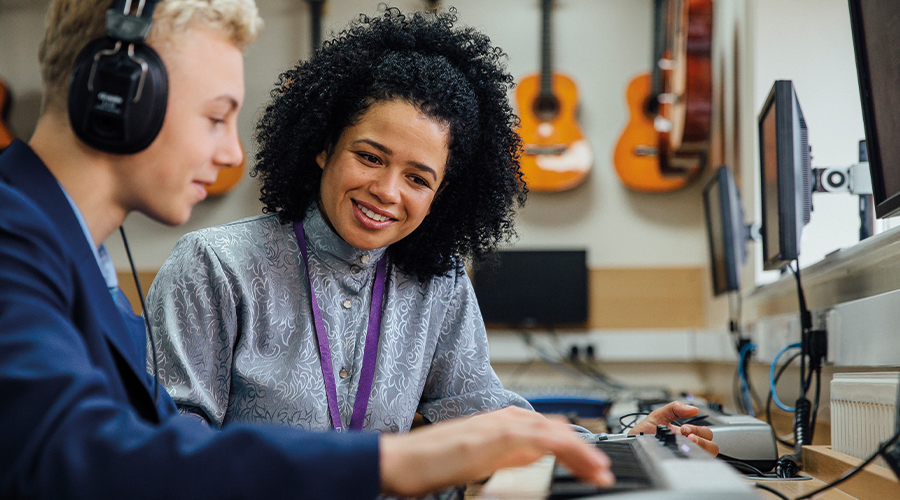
left=0, top=1, right=632, bottom=498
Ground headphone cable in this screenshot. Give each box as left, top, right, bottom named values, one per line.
left=119, top=226, right=160, bottom=404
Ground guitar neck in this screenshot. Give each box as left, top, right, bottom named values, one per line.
left=539, top=0, right=553, bottom=97
left=0, top=78, right=13, bottom=150
left=307, top=0, right=325, bottom=53
left=649, top=0, right=668, bottom=101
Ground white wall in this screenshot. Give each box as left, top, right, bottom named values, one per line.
left=0, top=0, right=716, bottom=272
left=1, top=0, right=876, bottom=304
left=134, top=0, right=713, bottom=271
left=3, top=0, right=893, bottom=412
left=748, top=0, right=868, bottom=285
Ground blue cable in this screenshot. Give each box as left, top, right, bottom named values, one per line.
left=769, top=342, right=802, bottom=412
left=738, top=342, right=756, bottom=416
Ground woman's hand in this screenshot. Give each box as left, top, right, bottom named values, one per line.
left=629, top=401, right=719, bottom=456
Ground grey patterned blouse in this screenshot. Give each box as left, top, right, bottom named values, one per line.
left=146, top=207, right=530, bottom=433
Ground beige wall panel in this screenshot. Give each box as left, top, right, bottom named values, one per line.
left=117, top=271, right=158, bottom=316
left=589, top=267, right=705, bottom=329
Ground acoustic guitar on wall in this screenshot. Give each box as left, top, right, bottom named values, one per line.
left=306, top=0, right=325, bottom=54
left=660, top=0, right=713, bottom=158
left=0, top=78, right=15, bottom=151
left=613, top=0, right=712, bottom=193
left=209, top=0, right=327, bottom=197
left=516, top=0, right=592, bottom=192
left=205, top=140, right=246, bottom=196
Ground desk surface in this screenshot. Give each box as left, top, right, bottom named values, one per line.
left=755, top=445, right=900, bottom=500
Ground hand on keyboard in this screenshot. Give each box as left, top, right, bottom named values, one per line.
left=629, top=401, right=719, bottom=457
left=379, top=406, right=616, bottom=497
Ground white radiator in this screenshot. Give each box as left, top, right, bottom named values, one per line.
left=831, top=372, right=899, bottom=468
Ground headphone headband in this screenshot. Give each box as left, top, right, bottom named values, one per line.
left=107, top=0, right=158, bottom=43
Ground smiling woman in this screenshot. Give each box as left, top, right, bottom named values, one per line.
left=145, top=5, right=530, bottom=449
left=316, top=100, right=449, bottom=251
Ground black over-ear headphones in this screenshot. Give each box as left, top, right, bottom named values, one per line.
left=68, top=0, right=167, bottom=154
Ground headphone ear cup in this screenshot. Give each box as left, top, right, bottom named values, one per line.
left=68, top=37, right=168, bottom=154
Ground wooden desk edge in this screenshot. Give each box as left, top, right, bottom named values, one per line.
left=802, top=445, right=900, bottom=499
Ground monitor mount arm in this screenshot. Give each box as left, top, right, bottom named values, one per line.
left=812, top=162, right=871, bottom=196
left=811, top=140, right=875, bottom=240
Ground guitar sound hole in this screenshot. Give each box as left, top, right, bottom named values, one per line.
left=643, top=95, right=660, bottom=118
left=533, top=95, right=560, bottom=122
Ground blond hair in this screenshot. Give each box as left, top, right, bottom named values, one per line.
left=38, top=0, right=263, bottom=112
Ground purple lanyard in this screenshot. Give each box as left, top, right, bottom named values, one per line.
left=294, top=222, right=387, bottom=432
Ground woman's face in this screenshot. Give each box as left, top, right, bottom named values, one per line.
left=316, top=99, right=449, bottom=250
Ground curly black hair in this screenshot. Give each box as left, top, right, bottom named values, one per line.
left=252, top=6, right=526, bottom=278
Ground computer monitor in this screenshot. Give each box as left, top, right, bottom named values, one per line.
left=848, top=0, right=900, bottom=218
left=703, top=166, right=748, bottom=296
left=757, top=80, right=813, bottom=271
left=471, top=250, right=588, bottom=328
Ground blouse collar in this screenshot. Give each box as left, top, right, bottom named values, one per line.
left=301, top=205, right=388, bottom=271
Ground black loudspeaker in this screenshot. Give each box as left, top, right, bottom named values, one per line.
left=68, top=0, right=167, bottom=154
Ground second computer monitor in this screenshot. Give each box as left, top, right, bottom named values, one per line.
left=471, top=250, right=588, bottom=329
left=849, top=0, right=900, bottom=218
left=703, top=166, right=747, bottom=296
left=758, top=80, right=813, bottom=271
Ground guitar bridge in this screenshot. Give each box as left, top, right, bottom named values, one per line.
left=524, top=145, right=569, bottom=155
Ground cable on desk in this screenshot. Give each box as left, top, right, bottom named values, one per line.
left=727, top=459, right=769, bottom=477
left=517, top=331, right=627, bottom=395
left=546, top=330, right=629, bottom=391
left=571, top=356, right=629, bottom=391
left=786, top=263, right=827, bottom=468
left=808, top=368, right=822, bottom=443
left=505, top=357, right=538, bottom=386
left=788, top=263, right=817, bottom=397
left=769, top=343, right=802, bottom=412
left=736, top=340, right=763, bottom=417
left=766, top=350, right=801, bottom=448
left=618, top=411, right=650, bottom=432
left=733, top=369, right=743, bottom=413
left=793, top=430, right=900, bottom=500
left=728, top=291, right=766, bottom=418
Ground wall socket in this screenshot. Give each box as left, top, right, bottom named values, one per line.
left=567, top=343, right=597, bottom=361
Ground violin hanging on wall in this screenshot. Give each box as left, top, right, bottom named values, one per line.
left=516, top=0, right=593, bottom=192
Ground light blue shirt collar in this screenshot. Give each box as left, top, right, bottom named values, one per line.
left=57, top=181, right=119, bottom=291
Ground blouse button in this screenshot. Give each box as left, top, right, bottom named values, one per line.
left=350, top=265, right=361, bottom=274
left=342, top=299, right=352, bottom=309
left=339, top=368, right=349, bottom=379
left=360, top=254, right=370, bottom=264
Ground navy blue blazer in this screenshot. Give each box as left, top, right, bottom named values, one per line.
left=0, top=140, right=379, bottom=499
